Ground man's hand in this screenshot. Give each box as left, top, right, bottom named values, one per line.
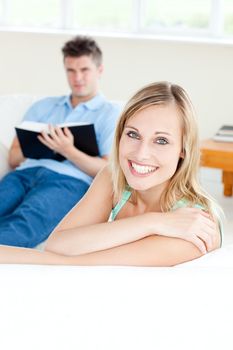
left=38, top=125, right=75, bottom=159
left=38, top=124, right=108, bottom=177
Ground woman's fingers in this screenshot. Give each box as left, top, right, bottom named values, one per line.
left=190, top=235, right=207, bottom=255
left=172, top=208, right=217, bottom=254
left=190, top=218, right=217, bottom=253
left=197, top=230, right=212, bottom=252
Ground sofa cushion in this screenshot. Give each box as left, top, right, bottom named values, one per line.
left=0, top=141, right=9, bottom=178
left=0, top=95, right=42, bottom=149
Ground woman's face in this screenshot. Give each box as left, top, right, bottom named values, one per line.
left=119, top=103, right=184, bottom=192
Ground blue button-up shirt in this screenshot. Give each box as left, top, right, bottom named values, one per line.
left=17, top=94, right=121, bottom=185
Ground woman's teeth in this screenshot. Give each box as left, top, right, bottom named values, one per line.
left=131, top=161, right=157, bottom=174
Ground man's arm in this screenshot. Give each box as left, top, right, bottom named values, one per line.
left=60, top=146, right=108, bottom=177
left=38, top=126, right=108, bottom=177
left=8, top=136, right=25, bottom=169
left=9, top=126, right=107, bottom=175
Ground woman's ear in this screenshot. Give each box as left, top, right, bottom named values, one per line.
left=180, top=149, right=185, bottom=159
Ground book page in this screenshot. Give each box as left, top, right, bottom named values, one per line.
left=16, top=121, right=49, bottom=132
left=16, top=120, right=91, bottom=132
left=58, top=121, right=90, bottom=127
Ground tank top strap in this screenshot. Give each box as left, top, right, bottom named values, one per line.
left=109, top=187, right=132, bottom=222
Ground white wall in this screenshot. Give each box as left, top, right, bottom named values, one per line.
left=0, top=30, right=233, bottom=138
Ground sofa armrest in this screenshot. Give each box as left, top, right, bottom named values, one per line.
left=0, top=142, right=10, bottom=179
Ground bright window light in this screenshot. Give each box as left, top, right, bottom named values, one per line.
left=2, top=0, right=61, bottom=28
left=224, top=0, right=233, bottom=36
left=0, top=0, right=232, bottom=42
left=141, top=0, right=212, bottom=34
left=72, top=0, right=133, bottom=32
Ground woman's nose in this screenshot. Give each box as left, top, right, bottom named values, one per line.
left=136, top=141, right=152, bottom=160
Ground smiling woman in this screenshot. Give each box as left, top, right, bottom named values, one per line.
left=118, top=103, right=184, bottom=193
left=0, top=81, right=222, bottom=266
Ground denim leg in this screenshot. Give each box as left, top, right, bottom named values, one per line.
left=0, top=168, right=89, bottom=247
left=0, top=169, right=31, bottom=216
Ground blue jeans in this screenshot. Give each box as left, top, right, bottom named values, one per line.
left=0, top=167, right=89, bottom=247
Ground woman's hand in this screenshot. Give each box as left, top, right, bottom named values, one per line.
left=38, top=125, right=75, bottom=158
left=151, top=208, right=218, bottom=254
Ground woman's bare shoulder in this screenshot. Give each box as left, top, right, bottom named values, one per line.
left=89, top=165, right=113, bottom=195
left=53, top=166, right=114, bottom=231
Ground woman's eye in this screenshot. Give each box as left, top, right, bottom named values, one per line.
left=126, top=131, right=140, bottom=139
left=155, top=138, right=168, bottom=145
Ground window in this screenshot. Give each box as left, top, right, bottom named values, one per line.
left=72, top=0, right=133, bottom=32
left=1, top=0, right=60, bottom=28
left=224, top=0, right=233, bottom=36
left=0, top=0, right=233, bottom=42
left=141, top=0, right=212, bottom=35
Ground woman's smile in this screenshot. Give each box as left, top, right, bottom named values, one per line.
left=128, top=160, right=158, bottom=176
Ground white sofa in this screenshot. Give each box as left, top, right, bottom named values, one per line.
left=0, top=95, right=233, bottom=350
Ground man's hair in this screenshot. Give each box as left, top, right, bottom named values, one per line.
left=62, top=36, right=102, bottom=66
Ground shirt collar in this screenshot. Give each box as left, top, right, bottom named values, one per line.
left=77, top=93, right=106, bottom=111
left=56, top=95, right=73, bottom=109
left=56, top=93, right=106, bottom=111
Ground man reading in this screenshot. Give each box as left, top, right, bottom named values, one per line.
left=0, top=35, right=120, bottom=247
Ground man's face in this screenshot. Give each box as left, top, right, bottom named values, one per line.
left=64, top=55, right=103, bottom=102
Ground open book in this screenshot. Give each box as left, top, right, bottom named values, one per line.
left=15, top=121, right=99, bottom=161
left=213, top=124, right=233, bottom=142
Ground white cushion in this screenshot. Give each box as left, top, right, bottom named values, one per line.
left=0, top=95, right=42, bottom=149
left=0, top=263, right=233, bottom=349
left=0, top=141, right=9, bottom=178
left=176, top=243, right=233, bottom=268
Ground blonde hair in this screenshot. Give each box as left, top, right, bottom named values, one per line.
left=110, top=81, right=222, bottom=219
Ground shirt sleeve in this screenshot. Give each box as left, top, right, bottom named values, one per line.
left=22, top=98, right=54, bottom=122
left=97, top=103, right=121, bottom=157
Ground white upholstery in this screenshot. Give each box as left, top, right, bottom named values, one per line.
left=0, top=95, right=42, bottom=148
left=0, top=255, right=233, bottom=349
left=0, top=141, right=9, bottom=178
left=0, top=94, right=42, bottom=178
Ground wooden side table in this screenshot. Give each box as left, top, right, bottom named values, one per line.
left=200, top=139, right=233, bottom=196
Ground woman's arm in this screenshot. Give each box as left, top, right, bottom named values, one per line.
left=68, top=235, right=206, bottom=267
left=46, top=166, right=161, bottom=255
left=46, top=203, right=218, bottom=258
left=0, top=245, right=68, bottom=265
left=46, top=213, right=161, bottom=256
left=46, top=167, right=219, bottom=257
left=0, top=231, right=220, bottom=266
left=49, top=166, right=114, bottom=232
